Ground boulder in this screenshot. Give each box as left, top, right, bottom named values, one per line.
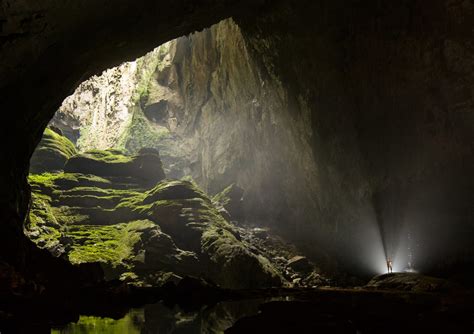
left=30, top=128, right=77, bottom=173
left=139, top=225, right=200, bottom=275
left=365, top=273, right=459, bottom=293
left=64, top=148, right=165, bottom=186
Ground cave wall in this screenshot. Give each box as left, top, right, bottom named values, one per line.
left=163, top=20, right=323, bottom=231
left=161, top=17, right=376, bottom=272
left=236, top=0, right=474, bottom=272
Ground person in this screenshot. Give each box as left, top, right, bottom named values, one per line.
left=386, top=258, right=393, bottom=273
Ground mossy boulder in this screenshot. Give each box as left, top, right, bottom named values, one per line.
left=30, top=127, right=77, bottom=173
left=27, top=155, right=282, bottom=288
left=64, top=148, right=165, bottom=185
left=119, top=180, right=282, bottom=288
left=201, top=226, right=282, bottom=289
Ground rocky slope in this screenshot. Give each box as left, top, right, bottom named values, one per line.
left=26, top=128, right=336, bottom=289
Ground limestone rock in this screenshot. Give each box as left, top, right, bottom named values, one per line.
left=28, top=158, right=282, bottom=289
left=64, top=149, right=165, bottom=185
left=30, top=128, right=77, bottom=173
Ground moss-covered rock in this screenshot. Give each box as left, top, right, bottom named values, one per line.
left=26, top=192, right=62, bottom=253
left=201, top=226, right=282, bottom=289
left=117, top=180, right=282, bottom=288
left=64, top=148, right=165, bottom=186
left=30, top=128, right=77, bottom=173
left=27, top=152, right=282, bottom=288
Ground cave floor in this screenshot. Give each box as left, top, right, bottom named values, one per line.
left=1, top=283, right=472, bottom=333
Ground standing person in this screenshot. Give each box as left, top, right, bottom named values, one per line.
left=386, top=258, right=393, bottom=273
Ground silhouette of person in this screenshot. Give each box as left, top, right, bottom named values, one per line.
left=386, top=258, right=393, bottom=273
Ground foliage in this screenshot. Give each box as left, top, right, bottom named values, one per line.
left=212, top=183, right=235, bottom=206
left=116, top=106, right=169, bottom=155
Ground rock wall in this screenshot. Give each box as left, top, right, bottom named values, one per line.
left=162, top=18, right=376, bottom=273
left=166, top=20, right=323, bottom=230
left=53, top=46, right=166, bottom=150
left=237, top=0, right=474, bottom=273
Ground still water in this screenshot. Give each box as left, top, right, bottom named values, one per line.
left=52, top=299, right=264, bottom=334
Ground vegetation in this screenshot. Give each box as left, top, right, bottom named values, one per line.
left=29, top=127, right=77, bottom=173
left=212, top=184, right=235, bottom=206
left=28, top=172, right=111, bottom=193
left=76, top=149, right=133, bottom=164
left=41, top=128, right=77, bottom=158
left=117, top=106, right=169, bottom=155
left=52, top=310, right=144, bottom=334
left=27, top=146, right=281, bottom=288
left=66, top=220, right=155, bottom=267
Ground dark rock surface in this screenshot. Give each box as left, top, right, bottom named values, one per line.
left=366, top=273, right=459, bottom=293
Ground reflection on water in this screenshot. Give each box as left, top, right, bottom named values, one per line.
left=52, top=309, right=144, bottom=334
left=52, top=299, right=265, bottom=334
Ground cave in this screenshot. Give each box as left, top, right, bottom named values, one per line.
left=1, top=1, right=473, bottom=333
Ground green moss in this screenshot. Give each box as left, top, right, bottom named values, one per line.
left=66, top=220, right=155, bottom=267
left=117, top=106, right=170, bottom=155
left=212, top=184, right=234, bottom=206
left=26, top=191, right=62, bottom=250
left=53, top=206, right=90, bottom=226
left=59, top=186, right=141, bottom=198
left=201, top=225, right=282, bottom=289
left=30, top=128, right=77, bottom=173
left=80, top=149, right=133, bottom=164
left=28, top=172, right=112, bottom=195
left=52, top=310, right=144, bottom=334
left=42, top=128, right=77, bottom=158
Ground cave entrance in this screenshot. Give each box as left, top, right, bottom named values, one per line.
left=25, top=18, right=327, bottom=291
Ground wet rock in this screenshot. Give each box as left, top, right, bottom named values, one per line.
left=252, top=228, right=268, bottom=239
left=302, top=270, right=328, bottom=287
left=366, top=273, right=459, bottom=293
